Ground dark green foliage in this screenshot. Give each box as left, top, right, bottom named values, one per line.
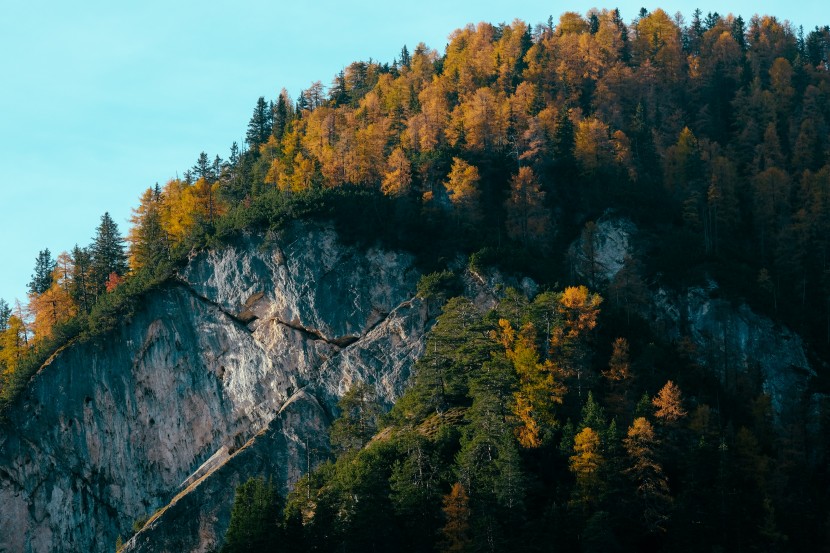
left=28, top=249, right=55, bottom=295
left=272, top=92, right=290, bottom=140
left=246, top=96, right=272, bottom=149
left=193, top=152, right=213, bottom=182
left=69, top=245, right=94, bottom=313
left=416, top=270, right=461, bottom=301
left=90, top=212, right=128, bottom=294
left=0, top=299, right=10, bottom=332
left=221, top=477, right=282, bottom=553
left=329, top=381, right=382, bottom=456
left=130, top=185, right=170, bottom=270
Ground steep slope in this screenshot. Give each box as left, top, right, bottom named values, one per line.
left=0, top=224, right=425, bottom=553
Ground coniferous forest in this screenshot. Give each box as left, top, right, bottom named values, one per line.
left=2, top=7, right=830, bottom=552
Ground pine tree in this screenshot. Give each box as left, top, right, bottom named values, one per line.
left=90, top=213, right=128, bottom=294
left=329, top=381, right=382, bottom=455
left=28, top=249, right=55, bottom=296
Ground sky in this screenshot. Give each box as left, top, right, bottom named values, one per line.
left=0, top=0, right=825, bottom=305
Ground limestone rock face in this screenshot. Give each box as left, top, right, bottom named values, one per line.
left=0, top=224, right=426, bottom=553
left=569, top=215, right=814, bottom=423
left=569, top=215, right=637, bottom=285
left=651, top=285, right=814, bottom=422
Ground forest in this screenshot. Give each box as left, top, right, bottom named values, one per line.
left=1, top=6, right=830, bottom=551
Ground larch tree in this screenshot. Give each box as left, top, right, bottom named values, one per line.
left=381, top=147, right=412, bottom=197
left=504, top=166, right=551, bottom=249
left=652, top=380, right=687, bottom=423
left=603, top=337, right=631, bottom=381
left=128, top=185, right=170, bottom=271
left=444, top=157, right=482, bottom=227
left=0, top=315, right=28, bottom=381
left=495, top=319, right=565, bottom=448
left=440, top=483, right=472, bottom=553
left=552, top=286, right=603, bottom=399
left=603, top=337, right=633, bottom=416
left=623, top=417, right=671, bottom=532
left=29, top=280, right=76, bottom=342
left=569, top=426, right=605, bottom=507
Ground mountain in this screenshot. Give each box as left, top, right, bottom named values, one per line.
left=2, top=7, right=830, bottom=552
left=0, top=224, right=428, bottom=552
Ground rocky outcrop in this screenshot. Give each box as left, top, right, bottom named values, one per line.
left=651, top=284, right=814, bottom=422
left=0, top=224, right=427, bottom=553
left=569, top=215, right=637, bottom=285
left=569, top=215, right=815, bottom=423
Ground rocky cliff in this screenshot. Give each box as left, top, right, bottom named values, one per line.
left=0, top=224, right=427, bottom=553
left=570, top=215, right=815, bottom=424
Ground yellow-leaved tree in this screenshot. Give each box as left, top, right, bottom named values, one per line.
left=381, top=147, right=412, bottom=196
left=652, top=380, right=687, bottom=423
left=551, top=286, right=603, bottom=399
left=443, top=157, right=482, bottom=227
left=494, top=319, right=565, bottom=448
left=28, top=263, right=76, bottom=342
left=504, top=166, right=552, bottom=249
left=569, top=426, right=605, bottom=507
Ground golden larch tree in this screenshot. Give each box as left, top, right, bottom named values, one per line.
left=652, top=380, right=687, bottom=423
left=444, top=157, right=482, bottom=226
left=440, top=482, right=472, bottom=553
left=381, top=147, right=412, bottom=197
left=504, top=166, right=552, bottom=249
left=624, top=417, right=672, bottom=532
left=569, top=426, right=605, bottom=506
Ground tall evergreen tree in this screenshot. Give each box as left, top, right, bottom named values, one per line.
left=90, top=212, right=128, bottom=293
left=193, top=152, right=212, bottom=182
left=69, top=246, right=94, bottom=312
left=400, top=45, right=411, bottom=68
left=28, top=249, right=56, bottom=296
left=221, top=477, right=282, bottom=553
left=0, top=299, right=11, bottom=332
left=246, top=96, right=273, bottom=149
left=272, top=90, right=290, bottom=140
left=128, top=186, right=169, bottom=270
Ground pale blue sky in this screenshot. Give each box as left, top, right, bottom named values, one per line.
left=0, top=1, right=825, bottom=305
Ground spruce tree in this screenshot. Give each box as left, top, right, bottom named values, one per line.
left=90, top=213, right=128, bottom=294
left=246, top=96, right=272, bottom=149
left=0, top=299, right=11, bottom=332
left=221, top=477, right=282, bottom=553
left=28, top=249, right=56, bottom=295
left=193, top=152, right=212, bottom=181
left=69, top=246, right=94, bottom=312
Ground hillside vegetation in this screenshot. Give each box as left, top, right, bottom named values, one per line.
left=0, top=6, right=829, bottom=551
